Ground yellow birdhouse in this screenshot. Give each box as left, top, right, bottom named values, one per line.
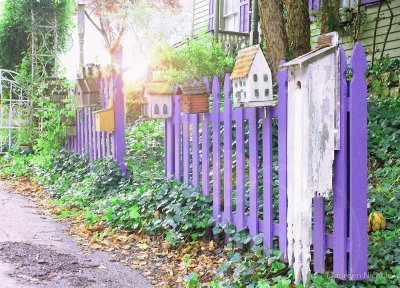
left=94, top=99, right=115, bottom=132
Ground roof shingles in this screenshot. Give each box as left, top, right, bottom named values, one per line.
left=230, top=45, right=260, bottom=80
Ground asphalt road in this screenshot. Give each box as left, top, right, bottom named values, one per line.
left=0, top=183, right=153, bottom=288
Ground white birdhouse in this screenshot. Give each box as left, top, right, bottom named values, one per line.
left=279, top=32, right=340, bottom=285
left=140, top=81, right=174, bottom=119
left=230, top=45, right=274, bottom=108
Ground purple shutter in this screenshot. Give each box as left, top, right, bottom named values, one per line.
left=239, top=0, right=250, bottom=33
left=309, top=0, right=320, bottom=11
left=363, top=0, right=381, bottom=5
left=208, top=0, right=215, bottom=31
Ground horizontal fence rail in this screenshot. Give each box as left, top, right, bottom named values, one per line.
left=164, top=44, right=368, bottom=280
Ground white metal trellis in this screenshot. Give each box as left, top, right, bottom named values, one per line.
left=0, top=70, right=30, bottom=154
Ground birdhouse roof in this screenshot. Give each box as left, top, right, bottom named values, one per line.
left=176, top=82, right=208, bottom=95
left=230, top=45, right=260, bottom=80
left=279, top=32, right=339, bottom=69
left=77, top=78, right=90, bottom=93
left=144, top=81, right=174, bottom=96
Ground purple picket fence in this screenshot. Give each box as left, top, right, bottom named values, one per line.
left=66, top=72, right=126, bottom=173
left=164, top=44, right=368, bottom=280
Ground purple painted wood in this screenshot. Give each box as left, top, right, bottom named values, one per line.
left=333, top=47, right=349, bottom=280
left=239, top=0, right=250, bottom=33
left=84, top=108, right=88, bottom=156
left=248, top=107, right=258, bottom=237
left=88, top=107, right=93, bottom=162
left=313, top=197, right=326, bottom=273
left=212, top=76, right=221, bottom=220
left=166, top=114, right=175, bottom=179
left=191, top=114, right=200, bottom=186
left=235, top=107, right=245, bottom=231
left=309, top=0, right=320, bottom=10
left=223, top=74, right=233, bottom=223
left=262, top=108, right=273, bottom=248
left=277, top=60, right=288, bottom=259
left=183, top=113, right=190, bottom=185
left=174, top=95, right=182, bottom=182
left=349, top=43, right=368, bottom=280
left=202, top=78, right=211, bottom=197
left=113, top=71, right=127, bottom=173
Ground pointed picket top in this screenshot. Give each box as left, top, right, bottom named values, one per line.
left=223, top=73, right=232, bottom=111
left=350, top=43, right=367, bottom=77
left=212, top=76, right=220, bottom=103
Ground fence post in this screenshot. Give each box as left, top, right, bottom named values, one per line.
left=349, top=43, right=368, bottom=280
left=113, top=48, right=126, bottom=174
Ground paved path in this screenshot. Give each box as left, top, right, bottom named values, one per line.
left=0, top=183, right=153, bottom=288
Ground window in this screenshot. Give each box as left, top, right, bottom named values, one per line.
left=223, top=0, right=239, bottom=31
left=154, top=104, right=159, bottom=115
left=243, top=81, right=246, bottom=87
left=255, top=89, right=259, bottom=97
left=265, top=89, right=269, bottom=97
left=253, top=74, right=258, bottom=82
left=263, top=74, right=268, bottom=82
left=244, top=91, right=247, bottom=98
left=163, top=104, right=168, bottom=115
left=235, top=82, right=238, bottom=88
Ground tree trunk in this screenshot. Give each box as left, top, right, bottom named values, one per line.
left=258, top=0, right=288, bottom=77
left=320, top=0, right=340, bottom=34
left=287, top=0, right=311, bottom=59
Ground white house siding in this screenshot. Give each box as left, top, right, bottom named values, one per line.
left=312, top=1, right=400, bottom=61
left=192, top=0, right=210, bottom=36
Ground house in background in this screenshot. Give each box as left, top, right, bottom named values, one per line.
left=189, top=0, right=399, bottom=62
left=187, top=0, right=260, bottom=55
left=310, top=0, right=400, bottom=61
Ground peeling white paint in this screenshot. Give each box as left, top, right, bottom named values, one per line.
left=283, top=33, right=339, bottom=285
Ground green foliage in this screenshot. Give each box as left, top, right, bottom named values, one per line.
left=126, top=119, right=166, bottom=177
left=0, top=0, right=74, bottom=71
left=151, top=32, right=234, bottom=85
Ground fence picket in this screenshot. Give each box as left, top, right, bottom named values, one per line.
left=223, top=74, right=233, bottom=223
left=277, top=61, right=288, bottom=258
left=235, top=107, right=245, bottom=232
left=349, top=43, right=368, bottom=280
left=313, top=197, right=326, bottom=273
left=201, top=78, right=211, bottom=197
left=173, top=95, right=181, bottom=181
left=262, top=107, right=273, bottom=248
left=212, top=76, right=221, bottom=220
left=248, top=108, right=258, bottom=238
left=183, top=113, right=190, bottom=185
left=191, top=114, right=200, bottom=186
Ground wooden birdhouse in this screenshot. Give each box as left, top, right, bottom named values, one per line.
left=94, top=99, right=115, bottom=132
left=140, top=81, right=174, bottom=119
left=76, top=78, right=99, bottom=107
left=176, top=82, right=209, bottom=113
left=231, top=45, right=274, bottom=108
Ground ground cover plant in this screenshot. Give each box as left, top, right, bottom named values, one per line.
left=0, top=57, right=399, bottom=287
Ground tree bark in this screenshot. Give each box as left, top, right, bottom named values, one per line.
left=258, top=0, right=288, bottom=77
left=320, top=0, right=340, bottom=34
left=287, top=0, right=311, bottom=58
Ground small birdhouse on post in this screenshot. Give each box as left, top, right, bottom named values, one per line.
left=176, top=82, right=209, bottom=113
left=140, top=81, right=174, bottom=119
left=45, top=77, right=68, bottom=103
left=279, top=32, right=340, bottom=285
left=231, top=45, right=274, bottom=108
left=76, top=65, right=100, bottom=107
